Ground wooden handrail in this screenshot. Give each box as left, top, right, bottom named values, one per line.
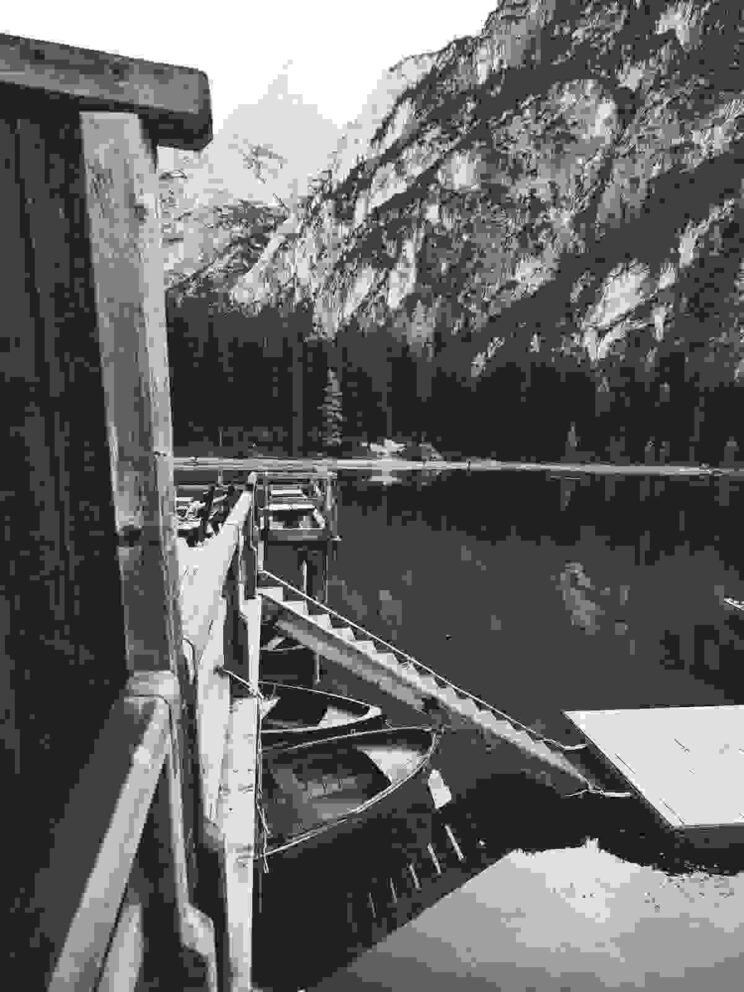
left=181, top=490, right=254, bottom=669
left=34, top=695, right=169, bottom=990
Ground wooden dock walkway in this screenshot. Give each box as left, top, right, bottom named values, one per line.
left=564, top=705, right=744, bottom=840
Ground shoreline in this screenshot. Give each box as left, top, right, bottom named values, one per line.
left=174, top=456, right=744, bottom=479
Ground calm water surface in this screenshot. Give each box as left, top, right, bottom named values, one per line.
left=305, top=470, right=744, bottom=992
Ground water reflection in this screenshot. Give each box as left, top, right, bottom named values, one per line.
left=330, top=470, right=744, bottom=739
left=309, top=469, right=744, bottom=989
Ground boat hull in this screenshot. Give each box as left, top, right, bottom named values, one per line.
left=230, top=679, right=387, bottom=747
left=259, top=727, right=440, bottom=866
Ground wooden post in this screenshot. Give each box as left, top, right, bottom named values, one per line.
left=81, top=112, right=205, bottom=888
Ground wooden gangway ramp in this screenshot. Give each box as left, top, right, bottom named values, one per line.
left=565, top=705, right=744, bottom=842
left=257, top=571, right=597, bottom=797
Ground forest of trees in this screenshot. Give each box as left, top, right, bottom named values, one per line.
left=167, top=299, right=744, bottom=466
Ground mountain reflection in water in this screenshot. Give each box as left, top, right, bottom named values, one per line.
left=304, top=469, right=744, bottom=992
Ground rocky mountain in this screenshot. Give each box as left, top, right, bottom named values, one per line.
left=159, top=71, right=340, bottom=299
left=223, top=0, right=744, bottom=462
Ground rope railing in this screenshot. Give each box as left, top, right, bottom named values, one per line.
left=258, top=569, right=586, bottom=754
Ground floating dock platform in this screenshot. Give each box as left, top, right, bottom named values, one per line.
left=564, top=705, right=744, bottom=844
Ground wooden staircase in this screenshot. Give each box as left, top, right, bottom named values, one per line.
left=257, top=574, right=592, bottom=796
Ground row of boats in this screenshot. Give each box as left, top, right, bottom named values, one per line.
left=176, top=478, right=444, bottom=869
left=227, top=672, right=442, bottom=863
left=177, top=474, right=449, bottom=984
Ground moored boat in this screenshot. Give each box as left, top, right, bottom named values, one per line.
left=259, top=633, right=318, bottom=687
left=260, top=727, right=440, bottom=860
left=224, top=673, right=386, bottom=745
left=259, top=681, right=386, bottom=746
left=259, top=472, right=332, bottom=541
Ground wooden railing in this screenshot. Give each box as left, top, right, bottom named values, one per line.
left=36, top=674, right=218, bottom=991
left=36, top=475, right=260, bottom=991
left=179, top=473, right=262, bottom=992
left=180, top=475, right=259, bottom=834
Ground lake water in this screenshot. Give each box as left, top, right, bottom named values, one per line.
left=302, top=469, right=744, bottom=991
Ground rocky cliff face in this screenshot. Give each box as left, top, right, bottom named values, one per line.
left=230, top=0, right=743, bottom=436
left=159, top=72, right=340, bottom=299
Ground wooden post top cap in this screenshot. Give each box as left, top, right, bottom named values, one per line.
left=0, top=32, right=212, bottom=150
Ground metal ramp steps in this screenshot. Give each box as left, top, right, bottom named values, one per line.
left=257, top=575, right=591, bottom=794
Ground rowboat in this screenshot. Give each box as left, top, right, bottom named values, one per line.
left=259, top=474, right=331, bottom=541
left=259, top=681, right=385, bottom=746
left=224, top=673, right=386, bottom=745
left=260, top=727, right=440, bottom=859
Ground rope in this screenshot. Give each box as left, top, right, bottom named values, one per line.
left=258, top=569, right=586, bottom=754
left=562, top=786, right=633, bottom=799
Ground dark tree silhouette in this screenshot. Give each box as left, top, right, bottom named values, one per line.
left=321, top=368, right=344, bottom=452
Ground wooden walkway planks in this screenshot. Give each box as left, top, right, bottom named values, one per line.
left=564, top=705, right=744, bottom=830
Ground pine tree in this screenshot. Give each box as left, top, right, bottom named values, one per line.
left=321, top=368, right=344, bottom=452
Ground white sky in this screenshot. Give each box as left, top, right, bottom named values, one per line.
left=3, top=1, right=498, bottom=130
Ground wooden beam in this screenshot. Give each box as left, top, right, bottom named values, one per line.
left=0, top=33, right=211, bottom=149
left=181, top=492, right=254, bottom=660
left=216, top=696, right=260, bottom=991
left=196, top=599, right=233, bottom=833
left=34, top=696, right=169, bottom=990
left=96, top=887, right=145, bottom=992
left=82, top=110, right=183, bottom=675
left=81, top=109, right=200, bottom=885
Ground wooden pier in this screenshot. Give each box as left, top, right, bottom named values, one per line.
left=256, top=469, right=338, bottom=604
left=565, top=705, right=744, bottom=845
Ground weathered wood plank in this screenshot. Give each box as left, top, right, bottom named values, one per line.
left=1, top=100, right=131, bottom=967
left=241, top=597, right=262, bottom=687
left=96, top=887, right=145, bottom=992
left=125, top=669, right=218, bottom=990
left=0, top=33, right=211, bottom=149
left=82, top=111, right=183, bottom=675
left=216, top=696, right=260, bottom=992
left=32, top=696, right=169, bottom=990
left=181, top=492, right=254, bottom=659
left=196, top=599, right=233, bottom=832
left=82, top=109, right=200, bottom=889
